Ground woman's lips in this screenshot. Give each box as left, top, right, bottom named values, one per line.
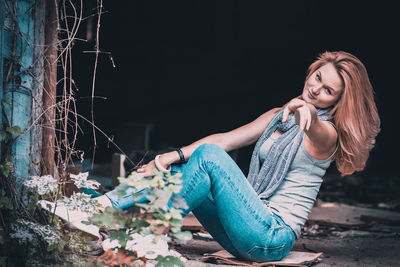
left=307, top=89, right=316, bottom=100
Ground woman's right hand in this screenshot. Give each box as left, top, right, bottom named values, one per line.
left=282, top=98, right=317, bottom=132
left=136, top=160, right=157, bottom=177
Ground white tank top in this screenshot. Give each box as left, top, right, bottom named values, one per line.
left=259, top=135, right=336, bottom=238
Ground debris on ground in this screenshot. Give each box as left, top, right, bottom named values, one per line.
left=86, top=162, right=400, bottom=266
left=203, top=249, right=323, bottom=267
left=176, top=200, right=400, bottom=266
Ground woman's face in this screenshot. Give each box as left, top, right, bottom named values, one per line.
left=302, top=63, right=343, bottom=109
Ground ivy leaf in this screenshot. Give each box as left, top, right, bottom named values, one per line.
left=153, top=233, right=171, bottom=243
left=0, top=196, right=13, bottom=210
left=155, top=255, right=184, bottom=267
left=151, top=219, right=169, bottom=228
left=0, top=161, right=13, bottom=177
left=120, top=171, right=147, bottom=186
left=134, top=202, right=151, bottom=209
left=0, top=227, right=6, bottom=245
left=0, top=131, right=9, bottom=142
left=88, top=207, right=128, bottom=230
left=173, top=231, right=192, bottom=244
left=152, top=169, right=165, bottom=177
left=142, top=193, right=156, bottom=202
left=115, top=183, right=130, bottom=198
left=149, top=175, right=165, bottom=188
left=128, top=179, right=153, bottom=191
left=128, top=218, right=150, bottom=230
left=165, top=208, right=182, bottom=220
left=47, top=242, right=58, bottom=252
left=169, top=219, right=182, bottom=229
left=170, top=196, right=188, bottom=210
left=109, top=231, right=132, bottom=247
left=1, top=98, right=12, bottom=108
left=6, top=126, right=21, bottom=136
left=167, top=175, right=183, bottom=185
left=166, top=184, right=182, bottom=194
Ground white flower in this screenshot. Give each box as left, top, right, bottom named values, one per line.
left=10, top=219, right=60, bottom=246
left=10, top=224, right=35, bottom=245
left=58, top=193, right=99, bottom=215
left=125, top=233, right=170, bottom=260
left=26, top=259, right=54, bottom=267
left=23, top=175, right=58, bottom=195
left=70, top=172, right=100, bottom=189
left=102, top=239, right=122, bottom=252
left=169, top=249, right=187, bottom=263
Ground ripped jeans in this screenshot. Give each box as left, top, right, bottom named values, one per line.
left=105, top=144, right=295, bottom=262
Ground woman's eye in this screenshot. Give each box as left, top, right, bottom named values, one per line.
left=316, top=73, right=321, bottom=81
left=325, top=88, right=332, bottom=95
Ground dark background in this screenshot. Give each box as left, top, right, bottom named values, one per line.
left=72, top=1, right=399, bottom=189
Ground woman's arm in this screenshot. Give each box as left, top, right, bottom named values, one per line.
left=137, top=107, right=281, bottom=176
left=282, top=98, right=337, bottom=158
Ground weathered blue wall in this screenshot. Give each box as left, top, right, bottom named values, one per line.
left=1, top=0, right=44, bottom=182
left=0, top=0, right=4, bottom=144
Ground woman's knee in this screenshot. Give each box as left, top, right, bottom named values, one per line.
left=190, top=144, right=232, bottom=170
left=193, top=143, right=225, bottom=159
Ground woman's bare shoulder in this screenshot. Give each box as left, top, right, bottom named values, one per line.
left=303, top=120, right=338, bottom=160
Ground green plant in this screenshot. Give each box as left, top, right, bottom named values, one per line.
left=88, top=169, right=191, bottom=266
left=1, top=0, right=186, bottom=265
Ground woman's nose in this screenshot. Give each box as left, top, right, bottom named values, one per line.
left=311, top=86, right=321, bottom=95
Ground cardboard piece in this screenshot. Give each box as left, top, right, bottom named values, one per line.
left=182, top=213, right=205, bottom=231
left=309, top=202, right=400, bottom=228
left=203, top=249, right=323, bottom=267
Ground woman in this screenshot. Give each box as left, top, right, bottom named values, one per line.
left=96, top=51, right=380, bottom=262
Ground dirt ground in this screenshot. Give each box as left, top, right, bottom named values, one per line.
left=173, top=168, right=400, bottom=266
left=173, top=230, right=400, bottom=267
left=89, top=159, right=400, bottom=266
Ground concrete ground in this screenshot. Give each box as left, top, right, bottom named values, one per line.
left=174, top=230, right=400, bottom=267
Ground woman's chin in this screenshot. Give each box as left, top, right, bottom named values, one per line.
left=302, top=96, right=313, bottom=105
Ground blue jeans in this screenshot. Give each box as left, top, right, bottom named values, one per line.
left=106, top=144, right=295, bottom=262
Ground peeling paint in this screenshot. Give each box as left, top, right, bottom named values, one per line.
left=1, top=0, right=45, bottom=182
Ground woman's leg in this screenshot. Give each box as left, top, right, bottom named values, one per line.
left=174, top=143, right=295, bottom=262
left=98, top=143, right=295, bottom=261
left=191, top=193, right=241, bottom=256
left=103, top=185, right=149, bottom=210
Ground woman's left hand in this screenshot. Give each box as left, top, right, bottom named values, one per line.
left=282, top=98, right=317, bottom=132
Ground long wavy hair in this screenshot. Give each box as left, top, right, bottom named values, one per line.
left=305, top=51, right=380, bottom=176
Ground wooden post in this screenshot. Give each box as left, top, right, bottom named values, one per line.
left=112, top=153, right=126, bottom=188
left=41, top=0, right=58, bottom=176
left=30, top=0, right=46, bottom=176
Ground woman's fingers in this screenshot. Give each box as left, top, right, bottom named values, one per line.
left=306, top=108, right=312, bottom=131
left=282, top=100, right=315, bottom=132
left=137, top=168, right=152, bottom=176
left=136, top=161, right=158, bottom=177
left=282, top=106, right=290, bottom=123
left=136, top=164, right=148, bottom=172
left=282, top=101, right=305, bottom=122
left=297, top=105, right=313, bottom=132
left=299, top=108, right=307, bottom=132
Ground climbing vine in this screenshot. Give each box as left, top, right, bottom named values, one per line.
left=1, top=0, right=191, bottom=266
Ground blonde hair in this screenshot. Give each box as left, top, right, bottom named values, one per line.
left=306, top=51, right=380, bottom=176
